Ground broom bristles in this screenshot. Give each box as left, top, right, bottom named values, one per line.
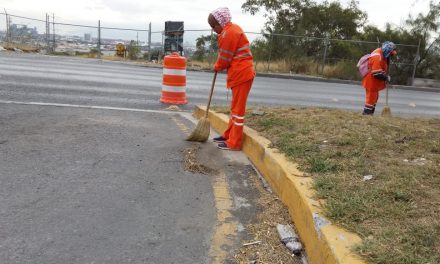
left=186, top=117, right=211, bottom=142
left=381, top=106, right=392, bottom=117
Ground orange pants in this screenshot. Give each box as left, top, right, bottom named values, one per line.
left=364, top=87, right=380, bottom=114
left=222, top=78, right=253, bottom=150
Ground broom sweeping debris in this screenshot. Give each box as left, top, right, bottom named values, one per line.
left=381, top=83, right=391, bottom=117
left=186, top=72, right=217, bottom=142
left=381, top=65, right=393, bottom=117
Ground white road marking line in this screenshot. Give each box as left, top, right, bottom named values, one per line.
left=0, top=100, right=189, bottom=115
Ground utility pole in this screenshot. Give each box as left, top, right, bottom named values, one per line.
left=321, top=33, right=330, bottom=75
left=4, top=9, right=8, bottom=44
left=209, top=29, right=213, bottom=69
left=97, top=20, right=101, bottom=59
left=45, top=13, right=50, bottom=54
left=52, top=13, right=55, bottom=52
left=148, top=22, right=151, bottom=61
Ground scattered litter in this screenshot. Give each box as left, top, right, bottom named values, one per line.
left=237, top=223, right=245, bottom=232
left=0, top=46, right=5, bottom=51
left=404, top=157, right=429, bottom=166
left=13, top=48, right=23, bottom=52
left=322, top=140, right=328, bottom=143
left=243, top=241, right=262, bottom=247
left=408, top=102, right=417, bottom=108
left=165, top=105, right=181, bottom=111
left=248, top=261, right=257, bottom=264
left=363, top=175, right=374, bottom=181
left=395, top=136, right=412, bottom=143
left=252, top=110, right=266, bottom=116
left=412, top=157, right=428, bottom=165
left=276, top=224, right=303, bottom=254
left=183, top=146, right=217, bottom=175
left=331, top=98, right=339, bottom=102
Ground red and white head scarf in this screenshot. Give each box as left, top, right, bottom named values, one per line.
left=210, top=7, right=231, bottom=27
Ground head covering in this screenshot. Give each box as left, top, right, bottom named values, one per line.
left=382, top=41, right=397, bottom=58
left=210, top=7, right=231, bottom=27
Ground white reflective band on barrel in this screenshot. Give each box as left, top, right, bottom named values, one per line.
left=162, top=85, right=186, bottom=92
left=233, top=121, right=244, bottom=126
left=163, top=68, right=186, bottom=76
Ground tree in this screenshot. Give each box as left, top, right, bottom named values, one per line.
left=242, top=0, right=367, bottom=61
left=127, top=40, right=140, bottom=60
left=406, top=1, right=440, bottom=79
left=192, top=34, right=218, bottom=61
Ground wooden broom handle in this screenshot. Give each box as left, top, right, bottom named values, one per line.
left=205, top=71, right=217, bottom=118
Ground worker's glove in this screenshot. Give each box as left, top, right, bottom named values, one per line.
left=387, top=75, right=391, bottom=82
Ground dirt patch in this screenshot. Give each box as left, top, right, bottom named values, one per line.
left=183, top=145, right=217, bottom=175
left=233, top=171, right=304, bottom=264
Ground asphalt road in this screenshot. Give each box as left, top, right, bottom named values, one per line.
left=0, top=52, right=438, bottom=117
left=0, top=52, right=288, bottom=263
left=0, top=51, right=437, bottom=263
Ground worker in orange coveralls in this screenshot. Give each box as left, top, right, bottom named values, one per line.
left=362, top=41, right=397, bottom=115
left=208, top=7, right=256, bottom=150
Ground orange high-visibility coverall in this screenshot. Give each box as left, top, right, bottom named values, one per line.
left=362, top=48, right=389, bottom=112
left=214, top=22, right=255, bottom=150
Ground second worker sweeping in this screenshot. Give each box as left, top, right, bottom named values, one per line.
left=208, top=7, right=256, bottom=151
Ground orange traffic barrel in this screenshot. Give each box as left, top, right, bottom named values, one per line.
left=160, top=52, right=188, bottom=105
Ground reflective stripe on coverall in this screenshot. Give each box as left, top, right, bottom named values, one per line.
left=214, top=22, right=255, bottom=149
left=222, top=78, right=253, bottom=149
left=362, top=48, right=388, bottom=113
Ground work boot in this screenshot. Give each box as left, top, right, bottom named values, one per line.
left=363, top=106, right=375, bottom=115
left=213, top=136, right=226, bottom=143
left=217, top=142, right=231, bottom=150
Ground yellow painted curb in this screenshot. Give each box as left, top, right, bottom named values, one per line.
left=194, top=106, right=366, bottom=264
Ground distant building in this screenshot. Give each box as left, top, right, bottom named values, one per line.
left=84, top=33, right=91, bottom=42
left=9, top=24, right=39, bottom=38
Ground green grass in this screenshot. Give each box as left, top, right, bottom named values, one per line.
left=213, top=106, right=440, bottom=264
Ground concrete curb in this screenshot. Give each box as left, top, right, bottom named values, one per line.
left=193, top=106, right=366, bottom=264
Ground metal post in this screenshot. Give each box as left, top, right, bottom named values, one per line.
left=411, top=39, right=421, bottom=86
left=267, top=34, right=273, bottom=72
left=161, top=31, right=164, bottom=59
left=148, top=22, right=151, bottom=61
left=209, top=29, right=213, bottom=69
left=4, top=9, right=9, bottom=45
left=321, top=35, right=329, bottom=75
left=52, top=13, right=55, bottom=52
left=46, top=13, right=50, bottom=54
left=97, top=20, right=101, bottom=59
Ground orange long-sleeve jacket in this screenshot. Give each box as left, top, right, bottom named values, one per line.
left=214, top=22, right=255, bottom=88
left=362, top=48, right=389, bottom=91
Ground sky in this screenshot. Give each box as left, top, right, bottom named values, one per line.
left=0, top=0, right=433, bottom=43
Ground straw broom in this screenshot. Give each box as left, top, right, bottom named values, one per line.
left=381, top=83, right=392, bottom=116
left=382, top=64, right=392, bottom=117
left=186, top=72, right=217, bottom=142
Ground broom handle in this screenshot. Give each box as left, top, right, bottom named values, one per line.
left=385, top=84, right=389, bottom=105
left=205, top=71, right=217, bottom=118
left=386, top=61, right=391, bottom=106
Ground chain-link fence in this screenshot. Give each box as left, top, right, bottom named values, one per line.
left=0, top=11, right=421, bottom=85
